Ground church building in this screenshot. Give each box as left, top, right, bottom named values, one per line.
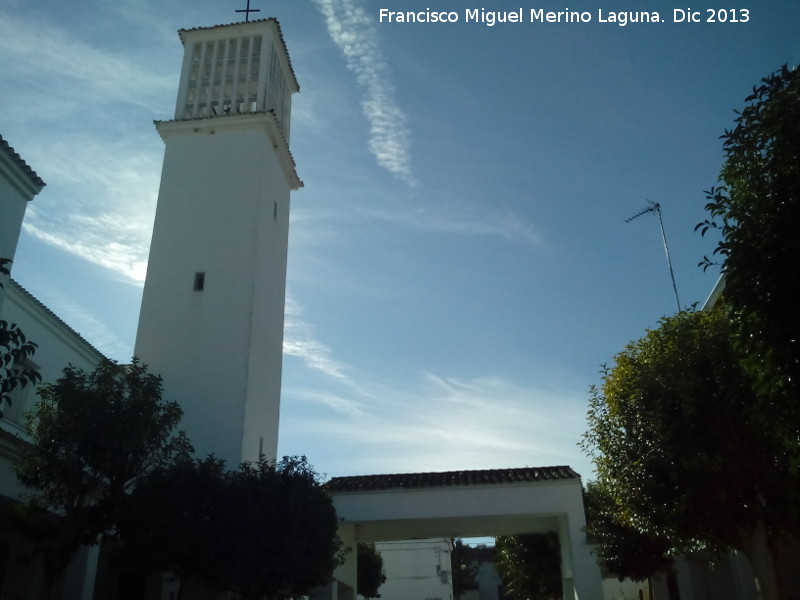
left=1, top=137, right=106, bottom=600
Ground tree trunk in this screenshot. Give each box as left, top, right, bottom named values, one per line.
left=740, top=521, right=782, bottom=600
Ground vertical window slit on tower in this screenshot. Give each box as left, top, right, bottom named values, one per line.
left=193, top=272, right=205, bottom=291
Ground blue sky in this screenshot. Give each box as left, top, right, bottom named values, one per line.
left=2, top=0, right=798, bottom=481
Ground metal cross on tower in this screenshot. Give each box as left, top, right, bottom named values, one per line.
left=235, top=0, right=261, bottom=22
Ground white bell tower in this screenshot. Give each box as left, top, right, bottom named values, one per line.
left=135, top=18, right=301, bottom=467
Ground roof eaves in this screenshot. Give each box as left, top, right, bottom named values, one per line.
left=0, top=134, right=46, bottom=191
left=327, top=466, right=580, bottom=493
left=8, top=278, right=107, bottom=361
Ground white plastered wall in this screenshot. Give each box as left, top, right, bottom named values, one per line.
left=135, top=116, right=292, bottom=467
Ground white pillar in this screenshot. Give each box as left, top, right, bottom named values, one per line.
left=61, top=544, right=100, bottom=600
left=560, top=506, right=603, bottom=600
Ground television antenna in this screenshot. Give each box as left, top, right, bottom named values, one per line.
left=625, top=201, right=681, bottom=312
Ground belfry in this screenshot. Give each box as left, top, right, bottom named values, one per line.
left=135, top=18, right=301, bottom=467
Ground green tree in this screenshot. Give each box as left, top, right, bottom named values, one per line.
left=495, top=533, right=561, bottom=600
left=582, top=480, right=672, bottom=581
left=118, top=455, right=345, bottom=600
left=0, top=258, right=40, bottom=415
left=14, top=359, right=189, bottom=600
left=582, top=308, right=800, bottom=600
left=357, top=542, right=386, bottom=599
left=697, top=65, right=800, bottom=399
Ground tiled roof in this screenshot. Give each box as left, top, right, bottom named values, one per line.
left=0, top=134, right=45, bottom=189
left=177, top=18, right=299, bottom=91
left=7, top=279, right=106, bottom=360
left=327, top=466, right=579, bottom=492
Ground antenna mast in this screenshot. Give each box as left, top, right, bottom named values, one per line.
left=625, top=201, right=681, bottom=312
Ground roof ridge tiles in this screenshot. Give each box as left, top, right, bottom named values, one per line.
left=327, top=466, right=579, bottom=492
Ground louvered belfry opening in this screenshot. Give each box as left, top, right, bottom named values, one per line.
left=176, top=23, right=292, bottom=138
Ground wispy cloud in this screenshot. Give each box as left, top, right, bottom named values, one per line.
left=0, top=12, right=173, bottom=116
left=283, top=388, right=368, bottom=419
left=283, top=294, right=354, bottom=385
left=280, top=298, right=590, bottom=478
left=22, top=212, right=150, bottom=283
left=19, top=136, right=161, bottom=283
left=0, top=10, right=172, bottom=284
left=311, top=0, right=415, bottom=185
left=358, top=203, right=544, bottom=246
left=283, top=366, right=590, bottom=478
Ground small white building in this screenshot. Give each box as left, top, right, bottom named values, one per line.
left=370, top=539, right=454, bottom=600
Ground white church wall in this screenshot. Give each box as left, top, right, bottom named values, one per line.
left=0, top=279, right=106, bottom=545
left=0, top=280, right=105, bottom=435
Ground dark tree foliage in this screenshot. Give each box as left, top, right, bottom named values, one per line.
left=118, top=455, right=345, bottom=600
left=357, top=542, right=386, bottom=599
left=582, top=308, right=800, bottom=600
left=495, top=533, right=562, bottom=600
left=583, top=480, right=672, bottom=581
left=0, top=258, right=41, bottom=415
left=115, top=454, right=227, bottom=590
left=226, top=456, right=345, bottom=600
left=451, top=538, right=479, bottom=600
left=697, top=65, right=800, bottom=399
left=14, top=359, right=188, bottom=600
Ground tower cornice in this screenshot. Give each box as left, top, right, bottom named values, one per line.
left=154, top=112, right=303, bottom=190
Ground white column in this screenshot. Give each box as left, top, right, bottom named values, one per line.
left=561, top=508, right=604, bottom=600
left=61, top=544, right=100, bottom=600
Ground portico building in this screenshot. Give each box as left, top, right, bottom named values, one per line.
left=325, top=466, right=603, bottom=600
